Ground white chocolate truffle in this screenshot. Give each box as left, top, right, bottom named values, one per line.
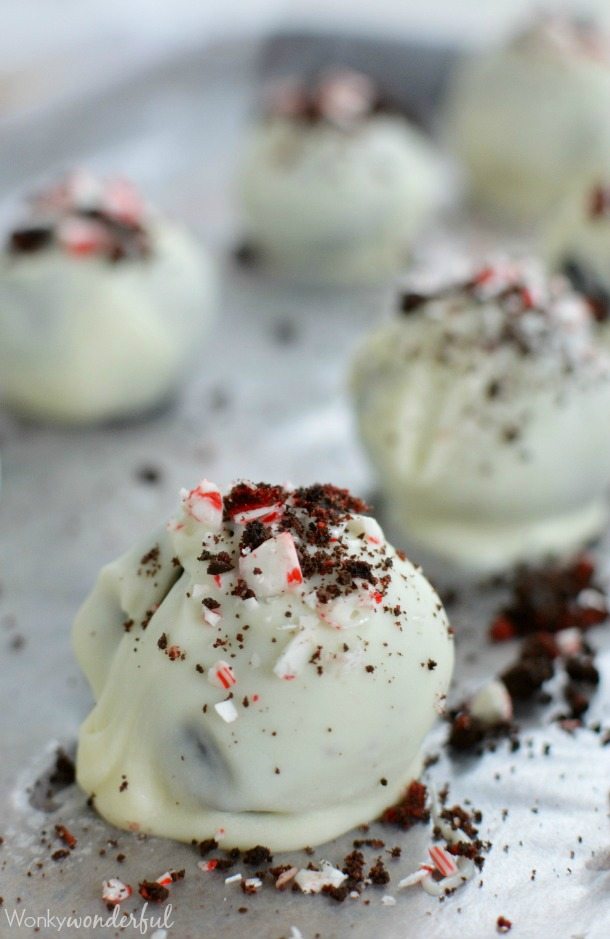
left=0, top=171, right=215, bottom=423
left=544, top=179, right=610, bottom=339
left=351, top=259, right=610, bottom=572
left=447, top=15, right=610, bottom=223
left=73, top=480, right=453, bottom=851
left=239, top=71, right=443, bottom=283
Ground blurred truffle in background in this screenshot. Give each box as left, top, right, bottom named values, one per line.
left=238, top=68, right=445, bottom=283
left=350, top=257, right=610, bottom=572
left=0, top=170, right=216, bottom=424
left=445, top=13, right=610, bottom=225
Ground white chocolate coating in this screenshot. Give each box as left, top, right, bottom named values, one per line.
left=240, top=115, right=442, bottom=283
left=0, top=219, right=215, bottom=423
left=447, top=17, right=610, bottom=223
left=73, top=481, right=453, bottom=851
left=351, top=260, right=610, bottom=572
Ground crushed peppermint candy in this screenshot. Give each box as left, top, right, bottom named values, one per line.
left=239, top=531, right=303, bottom=597
left=214, top=699, right=239, bottom=723
left=242, top=877, right=263, bottom=893
left=428, top=845, right=459, bottom=878
left=273, top=631, right=317, bottom=680
left=266, top=69, right=397, bottom=129
left=102, top=878, right=132, bottom=905
left=154, top=869, right=185, bottom=888
left=294, top=861, right=347, bottom=894
left=181, top=480, right=223, bottom=529
left=398, top=257, right=598, bottom=368
left=208, top=660, right=237, bottom=690
left=469, top=680, right=513, bottom=726
left=7, top=169, right=151, bottom=263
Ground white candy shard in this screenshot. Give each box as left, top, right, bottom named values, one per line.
left=555, top=627, right=583, bottom=656
left=273, top=631, right=317, bottom=680
left=239, top=532, right=303, bottom=598
left=381, top=895, right=397, bottom=906
left=470, top=679, right=513, bottom=726
left=397, top=867, right=432, bottom=889
left=289, top=928, right=304, bottom=939
left=319, top=591, right=375, bottom=630
left=347, top=514, right=385, bottom=545
left=214, top=699, right=238, bottom=723
left=294, top=861, right=347, bottom=894
left=577, top=588, right=607, bottom=611
left=180, top=480, right=223, bottom=530
left=224, top=873, right=243, bottom=885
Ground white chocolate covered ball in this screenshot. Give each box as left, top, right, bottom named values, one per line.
left=0, top=171, right=216, bottom=423
left=351, top=259, right=610, bottom=572
left=446, top=15, right=610, bottom=224
left=239, top=71, right=443, bottom=283
left=73, top=480, right=453, bottom=851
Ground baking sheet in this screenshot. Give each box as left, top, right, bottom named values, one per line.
left=1, top=34, right=610, bottom=939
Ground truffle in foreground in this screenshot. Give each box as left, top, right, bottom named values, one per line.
left=73, top=480, right=453, bottom=851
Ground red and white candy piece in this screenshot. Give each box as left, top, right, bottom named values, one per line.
left=180, top=480, right=223, bottom=530
left=102, top=878, right=132, bottom=905
left=193, top=587, right=223, bottom=627
left=239, top=532, right=303, bottom=598
left=214, top=699, right=238, bottom=723
left=243, top=877, right=263, bottom=892
left=231, top=503, right=284, bottom=526
left=204, top=606, right=221, bottom=627
left=103, top=177, right=145, bottom=226
left=469, top=679, right=513, bottom=726
left=428, top=845, right=459, bottom=879
left=208, top=660, right=237, bottom=690
left=57, top=216, right=111, bottom=257
left=155, top=870, right=182, bottom=887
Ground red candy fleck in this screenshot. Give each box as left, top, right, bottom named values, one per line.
left=490, top=615, right=516, bottom=643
